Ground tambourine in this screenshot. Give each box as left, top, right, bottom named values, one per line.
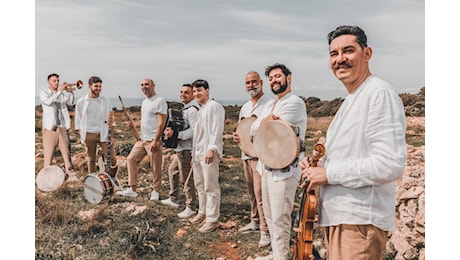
left=253, top=120, right=302, bottom=169
left=235, top=115, right=258, bottom=157
left=36, top=165, right=66, bottom=192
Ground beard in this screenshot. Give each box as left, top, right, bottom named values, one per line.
left=271, top=81, right=288, bottom=95
left=247, top=85, right=262, bottom=97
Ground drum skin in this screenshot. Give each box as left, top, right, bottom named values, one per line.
left=36, top=165, right=66, bottom=192
left=235, top=116, right=258, bottom=157
left=83, top=172, right=114, bottom=204
left=253, top=120, right=300, bottom=169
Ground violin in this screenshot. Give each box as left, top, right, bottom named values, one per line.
left=292, top=143, right=325, bottom=260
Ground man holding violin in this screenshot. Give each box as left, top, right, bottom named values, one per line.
left=299, top=25, right=407, bottom=259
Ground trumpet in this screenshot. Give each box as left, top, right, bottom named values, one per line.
left=66, top=80, right=84, bottom=90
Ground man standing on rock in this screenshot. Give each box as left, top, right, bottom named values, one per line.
left=299, top=25, right=407, bottom=259
left=117, top=78, right=167, bottom=201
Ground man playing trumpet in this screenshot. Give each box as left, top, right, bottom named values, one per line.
left=39, top=73, right=78, bottom=181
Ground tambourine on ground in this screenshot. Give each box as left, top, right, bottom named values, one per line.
left=36, top=165, right=67, bottom=192
left=235, top=115, right=258, bottom=157
left=253, top=120, right=302, bottom=169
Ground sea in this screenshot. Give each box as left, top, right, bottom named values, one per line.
left=35, top=96, right=245, bottom=109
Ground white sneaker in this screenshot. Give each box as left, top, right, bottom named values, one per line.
left=116, top=187, right=138, bottom=197
left=238, top=220, right=260, bottom=233
left=160, top=198, right=179, bottom=208
left=177, top=207, right=196, bottom=218
left=150, top=190, right=160, bottom=201
left=259, top=231, right=271, bottom=248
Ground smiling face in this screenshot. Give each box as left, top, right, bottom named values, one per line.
left=88, top=82, right=102, bottom=98
left=268, top=68, right=290, bottom=96
left=329, top=34, right=372, bottom=93
left=180, top=85, right=194, bottom=104
left=193, top=86, right=209, bottom=105
left=141, top=79, right=155, bottom=98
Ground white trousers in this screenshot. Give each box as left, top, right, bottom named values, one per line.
left=192, top=153, right=221, bottom=223
left=262, top=169, right=298, bottom=260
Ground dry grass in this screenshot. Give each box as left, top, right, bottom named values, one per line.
left=35, top=109, right=424, bottom=259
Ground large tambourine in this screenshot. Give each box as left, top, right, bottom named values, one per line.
left=235, top=115, right=258, bottom=157
left=253, top=120, right=301, bottom=169
left=36, top=165, right=66, bottom=192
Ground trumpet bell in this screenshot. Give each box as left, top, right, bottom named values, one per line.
left=69, top=80, right=84, bottom=90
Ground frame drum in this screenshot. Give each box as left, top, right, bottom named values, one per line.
left=36, top=165, right=66, bottom=192
left=253, top=120, right=301, bottom=169
left=83, top=172, right=114, bottom=204
left=235, top=116, right=258, bottom=157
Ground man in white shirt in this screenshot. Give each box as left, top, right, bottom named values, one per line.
left=117, top=78, right=167, bottom=201
left=299, top=25, right=407, bottom=259
left=189, top=79, right=225, bottom=233
left=161, top=83, right=200, bottom=219
left=75, top=76, right=116, bottom=176
left=250, top=63, right=307, bottom=259
left=233, top=71, right=272, bottom=248
left=40, top=73, right=77, bottom=180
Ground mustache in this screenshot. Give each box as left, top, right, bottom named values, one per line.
left=330, top=62, right=352, bottom=70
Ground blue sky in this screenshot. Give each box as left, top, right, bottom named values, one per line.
left=34, top=0, right=425, bottom=102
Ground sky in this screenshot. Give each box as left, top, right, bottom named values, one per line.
left=3, top=1, right=460, bottom=258
left=34, top=0, right=425, bottom=103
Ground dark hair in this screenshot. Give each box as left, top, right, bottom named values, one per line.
left=88, top=76, right=103, bottom=85
left=192, top=79, right=209, bottom=90
left=47, top=73, right=59, bottom=80
left=264, top=63, right=291, bottom=77
left=327, top=25, right=368, bottom=49
left=182, top=83, right=192, bottom=88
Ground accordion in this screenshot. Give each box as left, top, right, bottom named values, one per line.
left=161, top=108, right=188, bottom=148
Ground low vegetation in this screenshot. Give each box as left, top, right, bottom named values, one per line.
left=35, top=98, right=424, bottom=259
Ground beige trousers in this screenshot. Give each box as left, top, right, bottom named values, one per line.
left=243, top=158, right=268, bottom=232
left=325, top=224, right=388, bottom=260
left=126, top=140, right=163, bottom=192
left=83, top=132, right=116, bottom=174
left=167, top=150, right=196, bottom=210
left=42, top=128, right=73, bottom=172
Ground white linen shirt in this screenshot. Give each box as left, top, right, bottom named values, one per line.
left=75, top=95, right=112, bottom=143
left=140, top=95, right=168, bottom=141
left=192, top=99, right=225, bottom=159
left=40, top=88, right=75, bottom=130
left=175, top=100, right=200, bottom=152
left=250, top=92, right=307, bottom=182
left=321, top=75, right=407, bottom=232
left=238, top=94, right=274, bottom=160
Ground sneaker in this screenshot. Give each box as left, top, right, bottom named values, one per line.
left=258, top=231, right=271, bottom=248
left=116, top=187, right=138, bottom=197
left=238, top=221, right=260, bottom=233
left=150, top=190, right=160, bottom=201
left=177, top=207, right=196, bottom=219
left=160, top=198, right=179, bottom=208
left=255, top=252, right=274, bottom=260
left=190, top=213, right=206, bottom=224
left=199, top=221, right=220, bottom=233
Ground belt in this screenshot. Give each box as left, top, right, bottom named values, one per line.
left=265, top=158, right=298, bottom=173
